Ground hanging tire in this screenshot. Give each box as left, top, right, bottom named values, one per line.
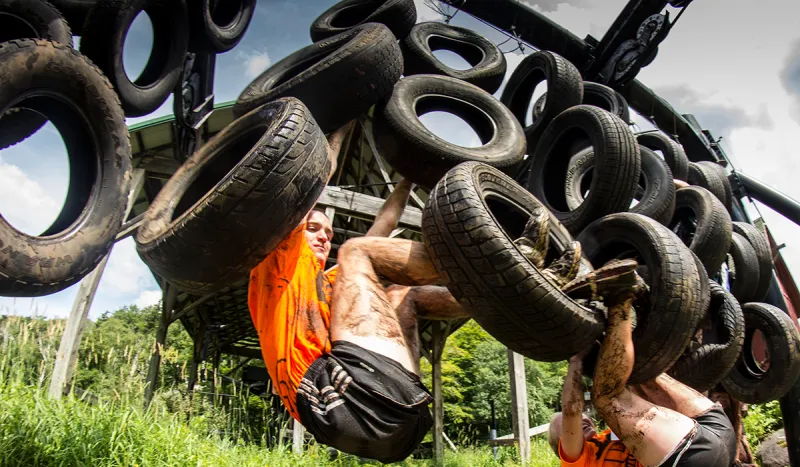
left=422, top=162, right=602, bottom=362
left=309, top=0, right=416, bottom=43
left=669, top=186, right=732, bottom=276
left=373, top=74, right=526, bottom=189
left=136, top=98, right=330, bottom=295
left=47, top=0, right=95, bottom=35
left=401, top=22, right=507, bottom=94
left=526, top=105, right=640, bottom=234
left=669, top=281, right=745, bottom=392
left=79, top=0, right=190, bottom=117
left=727, top=231, right=760, bottom=303
left=0, top=39, right=131, bottom=297
left=500, top=50, right=583, bottom=150
left=187, top=0, right=255, bottom=53
left=564, top=146, right=675, bottom=226
left=687, top=161, right=732, bottom=209
left=732, top=222, right=773, bottom=301
left=0, top=0, right=73, bottom=150
left=234, top=23, right=402, bottom=133
left=636, top=131, right=689, bottom=181
left=722, top=302, right=800, bottom=404
left=582, top=81, right=630, bottom=123
left=577, top=212, right=708, bottom=383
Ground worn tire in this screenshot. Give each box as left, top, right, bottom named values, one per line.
left=234, top=23, right=402, bottom=133
left=688, top=161, right=732, bottom=209
left=373, top=74, right=526, bottom=190
left=732, top=222, right=773, bottom=301
left=722, top=302, right=800, bottom=403
left=0, top=0, right=73, bottom=149
left=422, top=162, right=602, bottom=362
left=500, top=50, right=583, bottom=151
left=582, top=81, right=630, bottom=123
left=578, top=212, right=707, bottom=383
left=636, top=131, right=689, bottom=181
left=309, top=0, right=416, bottom=42
left=48, top=0, right=95, bottom=35
left=136, top=98, right=330, bottom=295
left=728, top=232, right=760, bottom=303
left=527, top=105, right=640, bottom=234
left=80, top=0, right=190, bottom=117
left=401, top=22, right=507, bottom=93
left=187, top=0, right=255, bottom=53
left=565, top=146, right=675, bottom=225
left=670, top=186, right=732, bottom=276
left=0, top=39, right=131, bottom=297
left=670, top=281, right=745, bottom=392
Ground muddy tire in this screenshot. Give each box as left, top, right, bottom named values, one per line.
left=187, top=0, right=255, bottom=53
left=636, top=131, right=689, bottom=181
left=309, top=0, right=416, bottom=42
left=688, top=161, right=732, bottom=209
left=727, top=231, right=760, bottom=303
left=732, top=222, right=773, bottom=301
left=578, top=212, right=707, bottom=383
left=373, top=74, right=526, bottom=189
left=669, top=281, right=745, bottom=392
left=722, top=302, right=800, bottom=403
left=422, top=162, right=603, bottom=362
left=136, top=98, right=330, bottom=295
left=234, top=23, right=402, bottom=133
left=669, top=186, right=732, bottom=276
left=80, top=0, right=190, bottom=117
left=0, top=39, right=131, bottom=297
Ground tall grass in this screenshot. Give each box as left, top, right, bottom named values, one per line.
left=0, top=312, right=560, bottom=466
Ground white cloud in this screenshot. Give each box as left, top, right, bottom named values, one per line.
left=0, top=161, right=61, bottom=235
left=99, top=238, right=158, bottom=297
left=134, top=289, right=162, bottom=309
left=241, top=49, right=272, bottom=78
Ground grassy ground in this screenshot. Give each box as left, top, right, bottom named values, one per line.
left=0, top=382, right=560, bottom=467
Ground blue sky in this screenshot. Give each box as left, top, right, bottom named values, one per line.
left=2, top=0, right=800, bottom=319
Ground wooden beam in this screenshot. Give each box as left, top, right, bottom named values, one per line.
left=431, top=321, right=450, bottom=466
left=293, top=419, right=306, bottom=454
left=48, top=169, right=145, bottom=400
left=317, top=186, right=422, bottom=229
left=488, top=422, right=550, bottom=446
left=508, top=350, right=531, bottom=465
left=144, top=282, right=178, bottom=407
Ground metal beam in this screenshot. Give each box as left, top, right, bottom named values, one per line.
left=732, top=171, right=800, bottom=227
left=508, top=350, right=531, bottom=465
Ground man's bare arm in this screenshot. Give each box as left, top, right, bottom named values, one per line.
left=561, top=355, right=587, bottom=461
left=366, top=179, right=413, bottom=237
left=325, top=121, right=356, bottom=183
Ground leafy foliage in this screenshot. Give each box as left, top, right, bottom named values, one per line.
left=743, top=400, right=783, bottom=451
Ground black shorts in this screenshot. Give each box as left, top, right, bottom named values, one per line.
left=296, top=341, right=433, bottom=463
left=661, top=403, right=737, bottom=467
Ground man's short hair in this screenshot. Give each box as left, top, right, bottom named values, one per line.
left=548, top=412, right=562, bottom=456
left=308, top=207, right=330, bottom=220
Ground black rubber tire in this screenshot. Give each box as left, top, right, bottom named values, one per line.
left=187, top=0, right=255, bottom=53
left=722, top=302, right=800, bottom=404
left=373, top=74, right=526, bottom=190
left=309, top=0, right=416, bottom=43
left=577, top=212, right=707, bottom=383
left=728, top=231, right=760, bottom=303
left=500, top=50, right=583, bottom=150
left=669, top=280, right=745, bottom=393
left=422, top=162, right=603, bottom=362
left=565, top=146, right=675, bottom=226
left=669, top=186, right=732, bottom=276
left=234, top=23, right=402, bottom=133
left=0, top=39, right=131, bottom=297
left=582, top=81, right=630, bottom=124
left=526, top=105, right=640, bottom=234
left=0, top=0, right=73, bottom=150
left=80, top=0, right=190, bottom=117
left=401, top=22, right=507, bottom=94
left=732, top=222, right=773, bottom=301
left=687, top=161, right=732, bottom=209
left=47, top=0, right=95, bottom=35
left=136, top=98, right=330, bottom=295
left=636, top=131, right=689, bottom=181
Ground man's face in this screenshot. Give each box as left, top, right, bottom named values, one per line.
left=303, top=210, right=333, bottom=265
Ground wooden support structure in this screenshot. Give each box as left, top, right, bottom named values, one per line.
left=187, top=325, right=205, bottom=393
left=144, top=282, right=178, bottom=407
left=48, top=170, right=145, bottom=400
left=431, top=321, right=451, bottom=466
left=508, top=349, right=531, bottom=465
left=293, top=419, right=306, bottom=454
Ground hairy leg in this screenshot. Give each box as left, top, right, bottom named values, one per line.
left=631, top=374, right=715, bottom=419
left=330, top=237, right=443, bottom=375
left=592, top=294, right=695, bottom=467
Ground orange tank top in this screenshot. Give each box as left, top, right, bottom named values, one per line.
left=559, top=430, right=644, bottom=467
left=248, top=225, right=338, bottom=421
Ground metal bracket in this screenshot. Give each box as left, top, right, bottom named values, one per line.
left=173, top=52, right=217, bottom=162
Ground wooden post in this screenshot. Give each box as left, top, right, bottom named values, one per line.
left=508, top=349, right=531, bottom=465
left=292, top=419, right=306, bottom=454
left=48, top=170, right=145, bottom=400
left=431, top=321, right=449, bottom=467
left=144, top=282, right=177, bottom=407
left=187, top=325, right=205, bottom=393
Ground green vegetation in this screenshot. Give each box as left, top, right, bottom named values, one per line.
left=743, top=400, right=784, bottom=452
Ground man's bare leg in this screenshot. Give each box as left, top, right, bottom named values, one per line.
left=631, top=374, right=715, bottom=419
left=592, top=293, right=695, bottom=467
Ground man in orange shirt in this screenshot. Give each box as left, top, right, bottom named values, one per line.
left=248, top=122, right=469, bottom=463
left=547, top=276, right=736, bottom=467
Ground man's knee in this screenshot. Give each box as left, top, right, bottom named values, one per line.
left=386, top=284, right=413, bottom=308
left=338, top=237, right=372, bottom=262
